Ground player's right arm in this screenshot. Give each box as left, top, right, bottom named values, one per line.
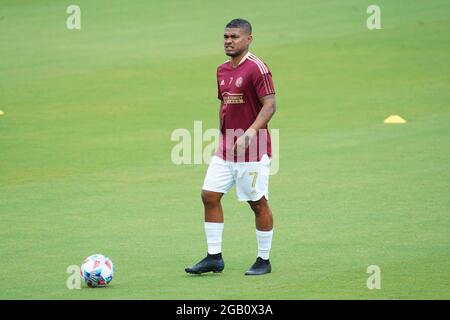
left=217, top=66, right=224, bottom=130
left=219, top=101, right=224, bottom=130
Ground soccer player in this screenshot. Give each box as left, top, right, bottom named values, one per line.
left=185, top=18, right=276, bottom=276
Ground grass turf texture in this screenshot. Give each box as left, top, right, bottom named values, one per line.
left=1, top=0, right=450, bottom=299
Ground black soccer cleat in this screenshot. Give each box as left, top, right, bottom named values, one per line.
left=245, top=257, right=271, bottom=275
left=185, top=253, right=225, bottom=274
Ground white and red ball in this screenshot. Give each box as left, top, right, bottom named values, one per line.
left=80, top=254, right=114, bottom=287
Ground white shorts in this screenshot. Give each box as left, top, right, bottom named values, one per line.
left=202, top=154, right=271, bottom=202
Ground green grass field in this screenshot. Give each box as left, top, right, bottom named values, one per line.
left=1, top=0, right=450, bottom=299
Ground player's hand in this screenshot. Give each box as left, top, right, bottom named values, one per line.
left=232, top=129, right=256, bottom=156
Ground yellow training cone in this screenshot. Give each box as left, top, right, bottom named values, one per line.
left=0, top=110, right=4, bottom=116
left=384, top=115, right=406, bottom=124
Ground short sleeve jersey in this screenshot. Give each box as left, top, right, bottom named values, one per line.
left=216, top=52, right=276, bottom=162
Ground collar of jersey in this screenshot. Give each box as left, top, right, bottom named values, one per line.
left=229, top=51, right=251, bottom=68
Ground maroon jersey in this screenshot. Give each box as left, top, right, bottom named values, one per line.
left=216, top=52, right=276, bottom=162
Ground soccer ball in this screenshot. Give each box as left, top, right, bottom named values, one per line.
left=80, top=254, right=114, bottom=288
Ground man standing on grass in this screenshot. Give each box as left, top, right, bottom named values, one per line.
left=185, top=18, right=277, bottom=276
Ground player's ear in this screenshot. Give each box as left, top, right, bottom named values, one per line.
left=247, top=34, right=253, bottom=43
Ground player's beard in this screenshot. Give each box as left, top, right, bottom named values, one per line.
left=225, top=47, right=244, bottom=57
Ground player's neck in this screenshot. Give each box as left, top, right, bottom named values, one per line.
left=230, top=50, right=250, bottom=68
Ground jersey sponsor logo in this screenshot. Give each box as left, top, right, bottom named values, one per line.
left=222, top=92, right=244, bottom=104
left=235, top=76, right=243, bottom=88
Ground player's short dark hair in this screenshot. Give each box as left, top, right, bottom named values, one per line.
left=225, top=18, right=252, bottom=34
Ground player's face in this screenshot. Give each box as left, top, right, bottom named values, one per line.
left=224, top=28, right=252, bottom=57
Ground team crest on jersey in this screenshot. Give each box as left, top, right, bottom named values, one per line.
left=235, top=77, right=243, bottom=88
left=220, top=79, right=225, bottom=86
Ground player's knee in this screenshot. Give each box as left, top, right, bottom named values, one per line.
left=249, top=202, right=262, bottom=214
left=201, top=190, right=221, bottom=208
left=248, top=197, right=269, bottom=215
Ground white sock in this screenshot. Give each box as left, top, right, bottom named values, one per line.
left=256, top=229, right=273, bottom=260
left=204, top=222, right=224, bottom=255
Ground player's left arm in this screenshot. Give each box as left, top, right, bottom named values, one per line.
left=233, top=94, right=276, bottom=154
left=248, top=94, right=276, bottom=135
